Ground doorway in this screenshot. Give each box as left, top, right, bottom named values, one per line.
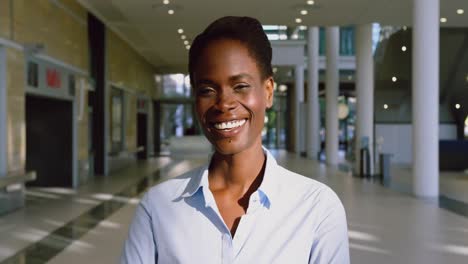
left=137, top=113, right=148, bottom=160
left=26, top=95, right=73, bottom=187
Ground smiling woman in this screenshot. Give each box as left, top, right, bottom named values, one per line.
left=121, top=16, right=349, bottom=264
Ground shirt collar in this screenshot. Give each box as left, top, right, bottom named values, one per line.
left=179, top=147, right=280, bottom=208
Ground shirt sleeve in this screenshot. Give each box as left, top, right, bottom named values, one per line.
left=309, top=188, right=350, bottom=264
left=121, top=194, right=158, bottom=264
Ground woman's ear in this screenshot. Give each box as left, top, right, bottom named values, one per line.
left=264, top=77, right=274, bottom=109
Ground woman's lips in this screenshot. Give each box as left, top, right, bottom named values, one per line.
left=208, top=118, right=248, bottom=137
left=212, top=119, right=247, bottom=130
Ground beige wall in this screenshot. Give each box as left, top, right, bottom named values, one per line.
left=0, top=0, right=11, bottom=39
left=6, top=48, right=25, bottom=173
left=107, top=30, right=157, bottom=153
left=12, top=0, right=88, bottom=71
left=2, top=0, right=90, bottom=176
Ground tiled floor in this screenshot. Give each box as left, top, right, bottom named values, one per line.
left=1, top=140, right=468, bottom=263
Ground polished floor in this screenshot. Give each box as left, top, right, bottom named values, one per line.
left=1, top=138, right=468, bottom=263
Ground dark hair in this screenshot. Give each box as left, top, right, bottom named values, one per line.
left=188, top=16, right=273, bottom=84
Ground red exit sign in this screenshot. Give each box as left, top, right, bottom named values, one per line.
left=46, top=68, right=61, bottom=89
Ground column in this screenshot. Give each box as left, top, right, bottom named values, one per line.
left=325, top=27, right=339, bottom=165
left=355, top=24, right=375, bottom=175
left=306, top=27, right=320, bottom=159
left=0, top=47, right=6, bottom=176
left=294, top=64, right=304, bottom=154
left=412, top=0, right=439, bottom=197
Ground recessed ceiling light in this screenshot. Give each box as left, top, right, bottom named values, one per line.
left=295, top=18, right=302, bottom=23
left=163, top=0, right=169, bottom=5
left=392, top=76, right=397, bottom=82
left=300, top=10, right=308, bottom=15
left=307, top=0, right=315, bottom=5
left=401, top=46, right=407, bottom=52
left=299, top=25, right=307, bottom=30
left=177, top=28, right=184, bottom=34
left=440, top=17, right=447, bottom=23
left=383, top=104, right=389, bottom=109
left=168, top=9, right=174, bottom=15
left=457, top=9, right=464, bottom=15
left=183, top=40, right=189, bottom=45
left=455, top=103, right=461, bottom=109
left=181, top=35, right=186, bottom=40
left=186, top=45, right=191, bottom=50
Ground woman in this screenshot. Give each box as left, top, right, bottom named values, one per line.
left=122, top=16, right=349, bottom=264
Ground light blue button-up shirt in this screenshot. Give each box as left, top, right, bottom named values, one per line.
left=121, top=149, right=349, bottom=263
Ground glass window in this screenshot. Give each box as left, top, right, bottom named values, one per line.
left=68, top=74, right=76, bottom=96
left=110, top=87, right=124, bottom=154
left=27, top=61, right=39, bottom=88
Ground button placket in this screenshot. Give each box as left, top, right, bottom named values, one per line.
left=222, top=233, right=233, bottom=264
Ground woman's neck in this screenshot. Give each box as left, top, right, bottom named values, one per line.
left=208, top=143, right=266, bottom=195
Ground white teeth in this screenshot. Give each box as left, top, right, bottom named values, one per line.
left=214, top=119, right=246, bottom=130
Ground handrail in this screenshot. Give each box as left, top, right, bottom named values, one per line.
left=0, top=171, right=36, bottom=189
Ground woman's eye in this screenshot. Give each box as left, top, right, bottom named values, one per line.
left=234, top=84, right=250, bottom=91
left=196, top=87, right=215, bottom=96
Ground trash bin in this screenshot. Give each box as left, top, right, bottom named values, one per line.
left=360, top=147, right=371, bottom=178
left=380, top=153, right=392, bottom=186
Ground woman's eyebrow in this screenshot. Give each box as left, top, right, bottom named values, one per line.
left=195, top=78, right=216, bottom=86
left=229, top=73, right=253, bottom=82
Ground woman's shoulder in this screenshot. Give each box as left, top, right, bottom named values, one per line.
left=142, top=165, right=206, bottom=204
left=274, top=165, right=343, bottom=207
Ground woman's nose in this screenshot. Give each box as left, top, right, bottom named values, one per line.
left=214, top=90, right=237, bottom=112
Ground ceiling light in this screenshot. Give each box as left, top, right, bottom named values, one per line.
left=401, top=46, right=407, bottom=52
left=177, top=28, right=184, bottom=34
left=402, top=26, right=407, bottom=31
left=307, top=0, right=315, bottom=5
left=300, top=10, right=308, bottom=15
left=455, top=103, right=461, bottom=109
left=383, top=104, right=388, bottom=110
left=299, top=25, right=307, bottom=30
left=163, top=0, right=169, bottom=4
left=291, top=34, right=299, bottom=39
left=440, top=17, right=447, bottom=23
left=295, top=18, right=302, bottom=23
left=184, top=40, right=189, bottom=45
left=168, top=9, right=174, bottom=15
left=186, top=45, right=191, bottom=50
left=457, top=9, right=464, bottom=15
left=392, top=76, right=397, bottom=82
left=181, top=35, right=186, bottom=40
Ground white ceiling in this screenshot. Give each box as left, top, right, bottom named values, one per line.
left=77, top=0, right=468, bottom=73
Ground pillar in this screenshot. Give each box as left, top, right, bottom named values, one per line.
left=412, top=0, right=439, bottom=197
left=306, top=27, right=320, bottom=159
left=325, top=27, right=339, bottom=165
left=355, top=24, right=375, bottom=175
left=0, top=47, right=6, bottom=176
left=294, top=64, right=304, bottom=154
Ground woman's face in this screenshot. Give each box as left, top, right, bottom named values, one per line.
left=192, top=39, right=273, bottom=155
